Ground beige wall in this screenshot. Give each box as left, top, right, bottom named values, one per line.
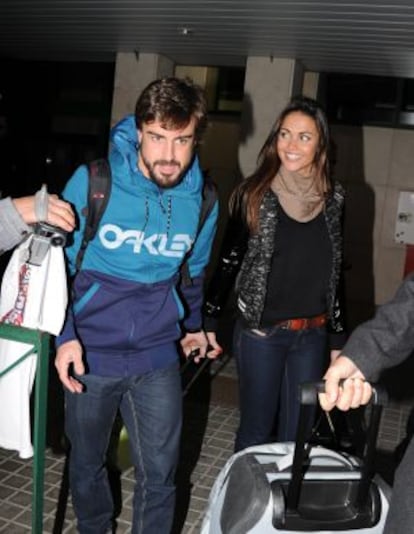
left=111, top=52, right=174, bottom=126
left=238, top=56, right=304, bottom=177
left=331, top=124, right=409, bottom=327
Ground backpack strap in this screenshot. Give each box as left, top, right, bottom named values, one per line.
left=198, top=177, right=217, bottom=234
left=75, top=158, right=112, bottom=273
left=180, top=175, right=217, bottom=287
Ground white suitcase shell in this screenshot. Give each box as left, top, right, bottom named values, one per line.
left=201, top=383, right=391, bottom=533
left=201, top=442, right=390, bottom=533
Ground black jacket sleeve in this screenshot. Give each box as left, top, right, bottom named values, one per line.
left=326, top=187, right=348, bottom=350
left=203, top=201, right=249, bottom=331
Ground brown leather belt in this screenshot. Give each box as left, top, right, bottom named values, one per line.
left=275, top=313, right=327, bottom=331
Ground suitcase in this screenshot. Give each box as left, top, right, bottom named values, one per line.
left=201, top=382, right=391, bottom=533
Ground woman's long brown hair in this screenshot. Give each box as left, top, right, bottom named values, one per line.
left=231, top=96, right=332, bottom=233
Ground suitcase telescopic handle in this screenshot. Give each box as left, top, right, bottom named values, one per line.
left=286, top=380, right=388, bottom=514
left=299, top=380, right=388, bottom=407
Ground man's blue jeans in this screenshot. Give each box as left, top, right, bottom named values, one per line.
left=64, top=361, right=182, bottom=534
left=233, top=320, right=328, bottom=451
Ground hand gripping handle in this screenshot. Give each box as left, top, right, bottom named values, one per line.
left=286, top=380, right=387, bottom=513
left=300, top=380, right=388, bottom=407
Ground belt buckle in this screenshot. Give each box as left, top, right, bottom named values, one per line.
left=290, top=318, right=304, bottom=330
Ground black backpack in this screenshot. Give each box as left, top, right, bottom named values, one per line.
left=74, top=158, right=217, bottom=286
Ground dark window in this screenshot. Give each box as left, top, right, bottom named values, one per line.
left=175, top=65, right=245, bottom=114
left=215, top=67, right=245, bottom=113
left=321, top=73, right=414, bottom=129
left=399, top=78, right=414, bottom=127
left=0, top=59, right=114, bottom=196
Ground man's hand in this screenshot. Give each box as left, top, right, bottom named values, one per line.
left=13, top=194, right=75, bottom=232
left=55, top=339, right=85, bottom=393
left=181, top=331, right=211, bottom=364
left=319, top=355, right=372, bottom=412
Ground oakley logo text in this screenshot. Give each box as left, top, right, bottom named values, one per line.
left=99, top=224, right=192, bottom=257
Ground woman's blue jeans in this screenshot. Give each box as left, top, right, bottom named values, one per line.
left=233, top=320, right=328, bottom=452
left=64, top=361, right=182, bottom=534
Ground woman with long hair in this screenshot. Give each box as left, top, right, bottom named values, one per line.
left=205, top=95, right=347, bottom=451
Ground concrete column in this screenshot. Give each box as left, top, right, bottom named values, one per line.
left=302, top=71, right=320, bottom=99
left=238, top=56, right=304, bottom=177
left=110, top=52, right=174, bottom=126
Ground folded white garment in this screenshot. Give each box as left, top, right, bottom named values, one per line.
left=0, top=235, right=67, bottom=458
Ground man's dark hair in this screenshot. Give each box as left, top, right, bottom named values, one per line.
left=135, top=77, right=208, bottom=141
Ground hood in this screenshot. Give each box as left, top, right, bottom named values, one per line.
left=108, top=114, right=204, bottom=197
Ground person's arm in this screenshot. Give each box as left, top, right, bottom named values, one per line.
left=53, top=168, right=89, bottom=390
left=55, top=167, right=89, bottom=347
left=195, top=202, right=249, bottom=359
left=57, top=165, right=89, bottom=274
left=320, top=273, right=414, bottom=411
left=203, top=199, right=249, bottom=332
left=342, top=273, right=414, bottom=379
left=12, top=192, right=75, bottom=231
left=327, top=184, right=347, bottom=354
left=327, top=290, right=347, bottom=358
left=0, top=197, right=32, bottom=252
left=0, top=191, right=75, bottom=254
left=177, top=190, right=221, bottom=360
left=179, top=198, right=219, bottom=334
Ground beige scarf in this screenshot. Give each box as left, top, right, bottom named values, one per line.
left=271, top=167, right=326, bottom=222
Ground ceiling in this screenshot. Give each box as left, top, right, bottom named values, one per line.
left=2, top=0, right=414, bottom=79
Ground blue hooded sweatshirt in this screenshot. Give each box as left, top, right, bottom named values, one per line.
left=56, top=114, right=218, bottom=376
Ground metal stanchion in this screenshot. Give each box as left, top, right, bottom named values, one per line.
left=0, top=323, right=50, bottom=534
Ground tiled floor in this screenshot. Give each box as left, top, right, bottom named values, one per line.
left=0, top=401, right=239, bottom=533
left=0, top=353, right=413, bottom=533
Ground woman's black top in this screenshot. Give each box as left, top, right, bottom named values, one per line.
left=260, top=207, right=332, bottom=327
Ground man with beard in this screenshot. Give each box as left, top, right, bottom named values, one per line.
left=54, top=77, right=219, bottom=534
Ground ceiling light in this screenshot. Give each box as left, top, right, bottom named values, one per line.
left=179, top=27, right=194, bottom=36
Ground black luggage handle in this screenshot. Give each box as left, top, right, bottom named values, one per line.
left=180, top=346, right=217, bottom=397
left=286, top=380, right=388, bottom=514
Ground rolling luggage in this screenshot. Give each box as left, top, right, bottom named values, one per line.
left=201, top=382, right=391, bottom=533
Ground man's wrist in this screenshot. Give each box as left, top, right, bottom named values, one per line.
left=185, top=327, right=203, bottom=334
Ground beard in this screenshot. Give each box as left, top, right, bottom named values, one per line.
left=140, top=155, right=190, bottom=189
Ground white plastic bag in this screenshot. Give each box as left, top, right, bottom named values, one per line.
left=0, top=235, right=67, bottom=458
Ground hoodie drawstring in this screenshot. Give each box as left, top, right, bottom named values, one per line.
left=141, top=196, right=149, bottom=233
left=141, top=195, right=172, bottom=238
